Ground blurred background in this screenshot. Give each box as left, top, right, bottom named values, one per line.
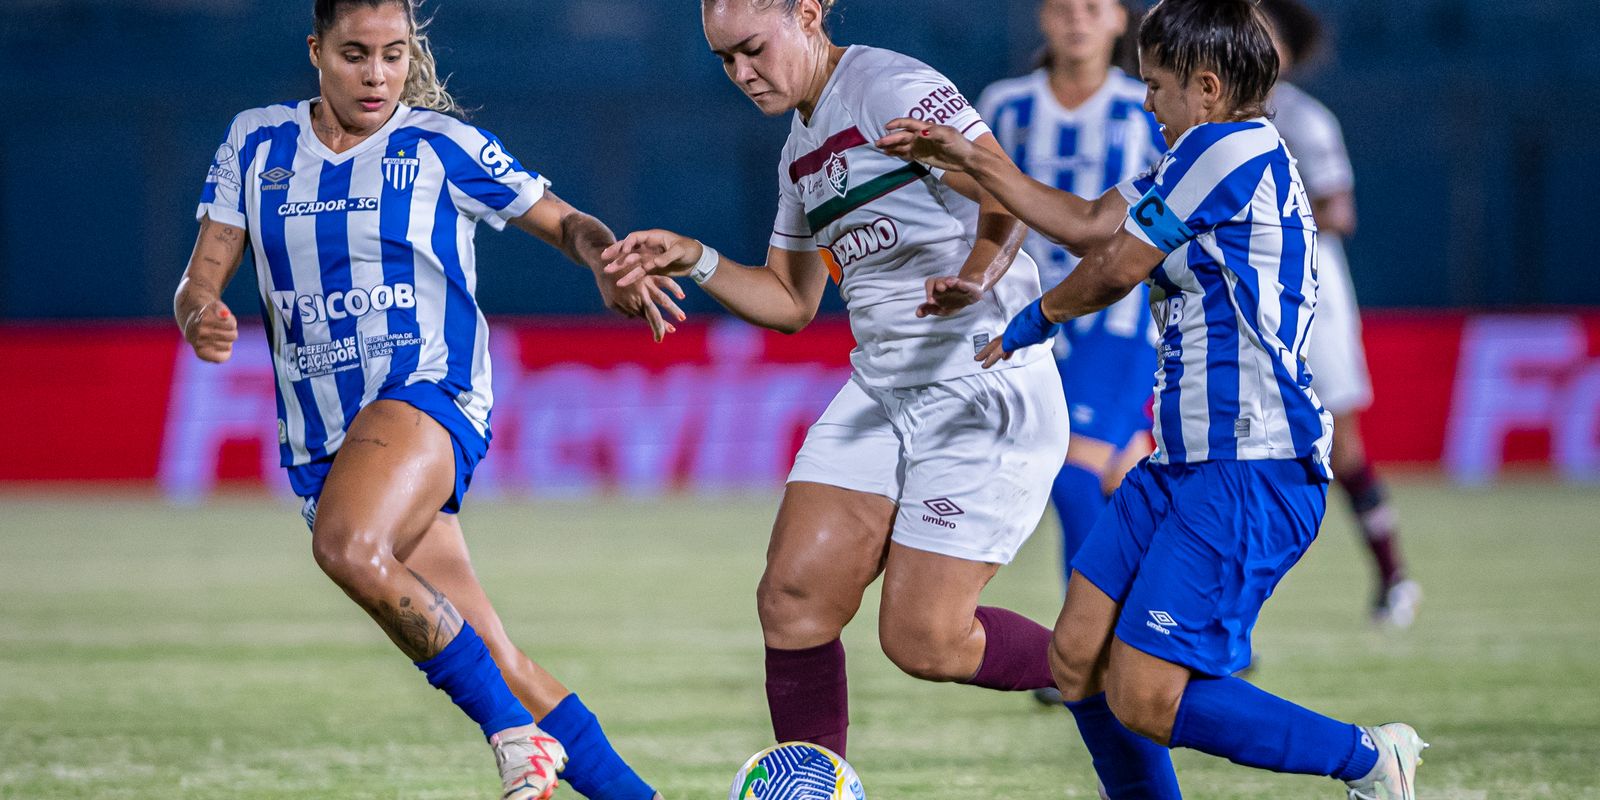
left=4, top=3, right=1600, bottom=799
left=3, top=0, right=1597, bottom=493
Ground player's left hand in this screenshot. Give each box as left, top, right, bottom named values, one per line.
left=917, top=276, right=984, bottom=318
left=597, top=270, right=686, bottom=342
left=978, top=298, right=1059, bottom=368
left=875, top=118, right=977, bottom=173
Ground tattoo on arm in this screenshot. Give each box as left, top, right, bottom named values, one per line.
left=558, top=211, right=616, bottom=269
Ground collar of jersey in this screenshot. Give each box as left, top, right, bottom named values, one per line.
left=1166, top=116, right=1270, bottom=153
left=296, top=99, right=413, bottom=164
left=798, top=45, right=860, bottom=130
left=1031, top=66, right=1126, bottom=117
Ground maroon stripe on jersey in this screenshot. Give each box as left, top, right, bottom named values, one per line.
left=789, top=127, right=869, bottom=183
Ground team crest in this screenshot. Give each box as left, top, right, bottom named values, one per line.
left=824, top=152, right=849, bottom=198
left=383, top=149, right=421, bottom=192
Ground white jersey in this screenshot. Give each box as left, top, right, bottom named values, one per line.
left=1268, top=82, right=1354, bottom=201
left=976, top=68, right=1166, bottom=288
left=769, top=45, right=1047, bottom=388
left=196, top=100, right=548, bottom=467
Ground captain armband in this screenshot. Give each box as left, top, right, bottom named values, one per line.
left=1128, top=187, right=1196, bottom=254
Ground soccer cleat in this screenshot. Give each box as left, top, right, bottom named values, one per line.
left=1345, top=723, right=1428, bottom=800
left=1373, top=579, right=1423, bottom=630
left=490, top=722, right=568, bottom=800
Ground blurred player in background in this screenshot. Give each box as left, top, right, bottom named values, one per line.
left=882, top=1, right=1428, bottom=796
left=975, top=2, right=1165, bottom=705
left=174, top=2, right=680, bottom=797
left=1259, top=0, right=1420, bottom=628
left=604, top=0, right=1078, bottom=768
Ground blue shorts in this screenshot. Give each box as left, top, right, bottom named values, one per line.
left=1057, top=329, right=1154, bottom=447
left=1071, top=459, right=1328, bottom=676
left=287, top=382, right=489, bottom=529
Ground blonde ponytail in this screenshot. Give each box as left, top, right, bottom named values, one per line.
left=404, top=20, right=461, bottom=115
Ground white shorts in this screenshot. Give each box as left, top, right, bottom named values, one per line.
left=1307, top=238, right=1374, bottom=415
left=787, top=358, right=1069, bottom=564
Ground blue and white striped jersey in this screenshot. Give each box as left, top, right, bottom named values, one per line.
left=1117, top=119, right=1334, bottom=476
left=977, top=68, right=1166, bottom=348
left=197, top=100, right=548, bottom=468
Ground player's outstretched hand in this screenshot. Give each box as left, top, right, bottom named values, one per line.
left=977, top=298, right=1059, bottom=369
left=875, top=118, right=978, bottom=173
left=918, top=275, right=984, bottom=318
left=182, top=300, right=239, bottom=364
left=602, top=229, right=704, bottom=287
left=595, top=265, right=686, bottom=343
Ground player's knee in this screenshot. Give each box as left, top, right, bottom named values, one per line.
left=1049, top=630, right=1097, bottom=702
left=1103, top=671, right=1179, bottom=743
left=310, top=526, right=388, bottom=591
left=878, top=616, right=970, bottom=682
left=756, top=570, right=845, bottom=647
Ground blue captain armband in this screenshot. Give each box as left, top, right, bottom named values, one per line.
left=1129, top=187, right=1195, bottom=253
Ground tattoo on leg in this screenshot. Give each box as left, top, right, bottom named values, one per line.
left=365, top=568, right=463, bottom=661
left=345, top=436, right=389, bottom=448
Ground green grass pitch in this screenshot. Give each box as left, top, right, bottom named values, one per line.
left=3, top=478, right=1598, bottom=799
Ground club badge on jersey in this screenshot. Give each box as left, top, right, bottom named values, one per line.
left=383, top=147, right=421, bottom=192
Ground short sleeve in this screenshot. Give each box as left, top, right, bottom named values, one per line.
left=855, top=66, right=989, bottom=178
left=428, top=126, right=550, bottom=231
left=770, top=148, right=815, bottom=251
left=196, top=115, right=248, bottom=229
left=1286, top=107, right=1354, bottom=199
left=1118, top=125, right=1277, bottom=253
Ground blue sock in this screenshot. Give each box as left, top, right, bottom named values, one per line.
left=414, top=622, right=534, bottom=739
left=1065, top=693, right=1183, bottom=799
left=539, top=694, right=656, bottom=800
left=1170, top=676, right=1379, bottom=780
left=1052, top=463, right=1108, bottom=573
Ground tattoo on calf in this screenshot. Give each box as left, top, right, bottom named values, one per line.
left=367, top=568, right=464, bottom=661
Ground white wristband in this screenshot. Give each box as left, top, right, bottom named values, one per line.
left=689, top=241, right=720, bottom=285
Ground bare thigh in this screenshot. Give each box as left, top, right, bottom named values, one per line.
left=310, top=400, right=463, bottom=661
left=758, top=481, right=896, bottom=650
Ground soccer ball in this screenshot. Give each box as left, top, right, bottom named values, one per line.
left=728, top=742, right=866, bottom=800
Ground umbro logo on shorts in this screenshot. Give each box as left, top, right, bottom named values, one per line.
left=920, top=498, right=963, bottom=530
left=1146, top=610, right=1176, bottom=636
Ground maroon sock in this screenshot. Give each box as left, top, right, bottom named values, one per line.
left=765, top=640, right=848, bottom=756
left=1338, top=461, right=1405, bottom=587
left=966, top=606, right=1055, bottom=691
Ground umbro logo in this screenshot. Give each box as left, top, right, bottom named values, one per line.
left=920, top=497, right=963, bottom=530
left=1146, top=610, right=1176, bottom=635
left=260, top=167, right=294, bottom=190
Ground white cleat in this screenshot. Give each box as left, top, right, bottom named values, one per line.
left=490, top=722, right=568, bottom=800
left=1373, top=579, right=1423, bottom=630
left=1345, top=723, right=1428, bottom=800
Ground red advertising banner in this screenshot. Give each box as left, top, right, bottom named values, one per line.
left=3, top=312, right=1598, bottom=494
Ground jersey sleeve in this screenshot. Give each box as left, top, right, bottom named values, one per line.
left=854, top=64, right=989, bottom=179
left=196, top=115, right=249, bottom=229
left=429, top=125, right=550, bottom=231
left=770, top=144, right=815, bottom=251
left=1116, top=125, right=1276, bottom=253
left=1286, top=104, right=1354, bottom=199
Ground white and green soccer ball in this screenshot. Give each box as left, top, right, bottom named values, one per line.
left=728, top=742, right=866, bottom=800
